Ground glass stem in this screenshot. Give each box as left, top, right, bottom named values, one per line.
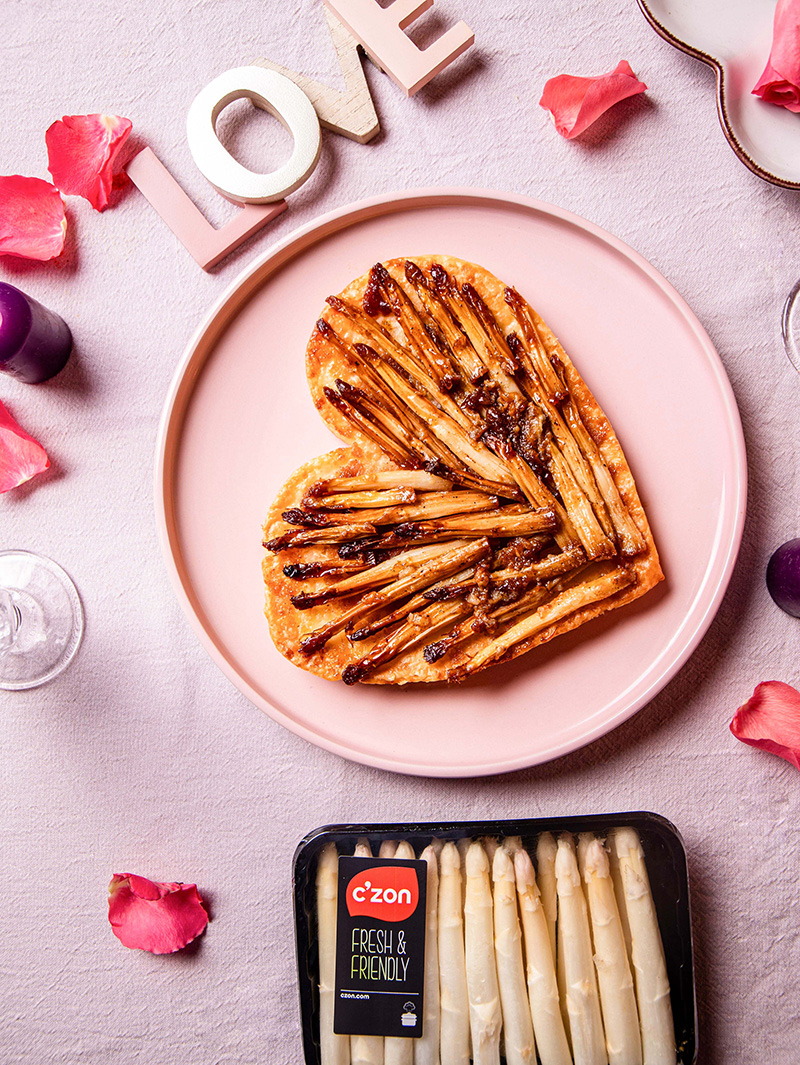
left=0, top=588, right=22, bottom=653
left=782, top=279, right=800, bottom=373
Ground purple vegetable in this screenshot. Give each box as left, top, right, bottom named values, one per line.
left=766, top=538, right=800, bottom=617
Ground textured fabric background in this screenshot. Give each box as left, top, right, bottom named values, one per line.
left=2, top=1, right=799, bottom=1062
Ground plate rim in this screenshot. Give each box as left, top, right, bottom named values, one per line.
left=154, top=186, right=747, bottom=777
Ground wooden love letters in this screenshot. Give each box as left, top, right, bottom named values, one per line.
left=126, top=1, right=474, bottom=270
left=252, top=5, right=380, bottom=144
left=324, top=0, right=475, bottom=96
left=186, top=66, right=322, bottom=203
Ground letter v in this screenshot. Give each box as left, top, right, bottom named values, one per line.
left=251, top=7, right=379, bottom=144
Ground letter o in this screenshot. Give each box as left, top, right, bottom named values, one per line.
left=383, top=888, right=397, bottom=904
left=187, top=66, right=321, bottom=203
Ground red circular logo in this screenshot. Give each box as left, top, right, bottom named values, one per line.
left=345, top=866, right=419, bottom=922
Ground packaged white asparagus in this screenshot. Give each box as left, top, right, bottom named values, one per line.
left=438, top=841, right=470, bottom=1065
left=554, top=833, right=606, bottom=1065
left=295, top=815, right=695, bottom=1065
left=608, top=828, right=677, bottom=1065
left=578, top=834, right=642, bottom=1065
left=464, top=841, right=502, bottom=1065
left=492, top=846, right=535, bottom=1065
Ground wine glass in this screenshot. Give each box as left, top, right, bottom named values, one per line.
left=0, top=550, right=84, bottom=690
left=782, top=280, right=800, bottom=373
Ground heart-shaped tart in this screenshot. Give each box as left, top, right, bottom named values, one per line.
left=262, top=255, right=662, bottom=685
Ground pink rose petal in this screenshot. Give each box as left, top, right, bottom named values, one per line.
left=0, top=176, right=66, bottom=261
left=730, top=680, right=800, bottom=770
left=540, top=60, right=647, bottom=139
left=753, top=0, right=800, bottom=112
left=46, top=114, right=133, bottom=211
left=108, top=873, right=209, bottom=954
left=0, top=401, right=49, bottom=492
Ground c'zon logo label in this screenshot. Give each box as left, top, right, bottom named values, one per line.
left=345, top=866, right=419, bottom=922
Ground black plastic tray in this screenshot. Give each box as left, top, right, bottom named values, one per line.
left=293, top=812, right=697, bottom=1065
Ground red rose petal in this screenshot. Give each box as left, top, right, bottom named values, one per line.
left=540, top=60, right=647, bottom=139
left=730, top=680, right=800, bottom=770
left=753, top=0, right=800, bottom=112
left=46, top=114, right=133, bottom=212
left=0, top=176, right=66, bottom=261
left=108, top=873, right=209, bottom=954
left=0, top=401, right=49, bottom=492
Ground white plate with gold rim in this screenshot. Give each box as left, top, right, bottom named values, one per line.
left=639, top=0, right=800, bottom=188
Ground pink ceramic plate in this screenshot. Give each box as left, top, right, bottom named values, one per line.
left=155, top=189, right=746, bottom=777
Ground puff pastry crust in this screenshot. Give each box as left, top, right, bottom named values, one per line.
left=262, top=256, right=662, bottom=685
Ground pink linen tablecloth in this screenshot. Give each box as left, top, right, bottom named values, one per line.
left=2, top=1, right=799, bottom=1062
